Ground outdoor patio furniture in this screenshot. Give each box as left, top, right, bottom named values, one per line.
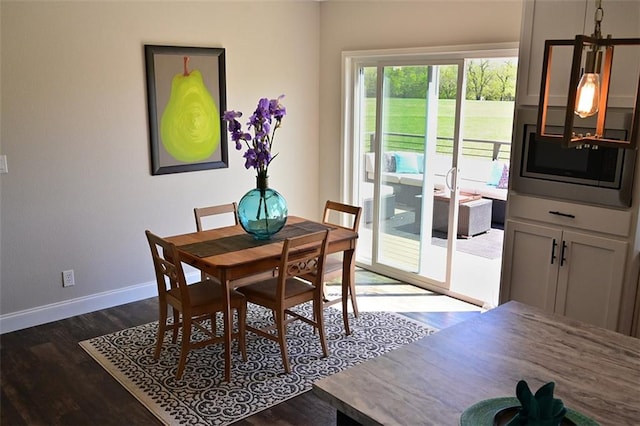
left=361, top=182, right=396, bottom=223
left=414, top=192, right=493, bottom=237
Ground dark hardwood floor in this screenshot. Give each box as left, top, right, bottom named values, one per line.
left=1, top=294, right=479, bottom=425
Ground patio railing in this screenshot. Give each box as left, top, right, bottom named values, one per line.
left=366, top=132, right=511, bottom=161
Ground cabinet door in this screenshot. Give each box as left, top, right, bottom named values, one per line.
left=517, top=0, right=640, bottom=107
left=555, top=231, right=627, bottom=330
left=516, top=0, right=586, bottom=106
left=501, top=220, right=561, bottom=312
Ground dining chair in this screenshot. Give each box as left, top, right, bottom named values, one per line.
left=145, top=230, right=247, bottom=380
left=302, top=201, right=362, bottom=333
left=194, top=202, right=239, bottom=232
left=194, top=202, right=275, bottom=285
left=194, top=203, right=239, bottom=282
left=238, top=230, right=330, bottom=374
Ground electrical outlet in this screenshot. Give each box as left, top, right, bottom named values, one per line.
left=62, top=270, right=75, bottom=287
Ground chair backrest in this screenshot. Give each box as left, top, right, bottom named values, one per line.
left=145, top=230, right=190, bottom=304
left=277, top=230, right=330, bottom=296
left=194, top=202, right=239, bottom=232
left=322, top=200, right=362, bottom=232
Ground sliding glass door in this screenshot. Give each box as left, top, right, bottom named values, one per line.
left=345, top=47, right=517, bottom=305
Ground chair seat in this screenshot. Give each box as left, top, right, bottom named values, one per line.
left=168, top=280, right=245, bottom=309
left=239, top=277, right=315, bottom=300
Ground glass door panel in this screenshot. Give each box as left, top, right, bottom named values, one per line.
left=356, top=63, right=462, bottom=289
left=355, top=66, right=377, bottom=266
left=449, top=58, right=516, bottom=306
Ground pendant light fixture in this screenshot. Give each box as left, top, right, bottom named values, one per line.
left=536, top=0, right=639, bottom=149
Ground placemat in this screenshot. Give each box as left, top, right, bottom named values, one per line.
left=179, top=220, right=332, bottom=258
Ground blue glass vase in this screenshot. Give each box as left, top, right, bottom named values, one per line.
left=238, top=176, right=288, bottom=240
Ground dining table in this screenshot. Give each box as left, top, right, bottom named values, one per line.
left=165, top=215, right=359, bottom=382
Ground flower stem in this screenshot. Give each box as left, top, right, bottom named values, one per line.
left=256, top=175, right=270, bottom=234
left=262, top=190, right=270, bottom=234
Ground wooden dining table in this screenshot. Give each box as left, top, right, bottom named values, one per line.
left=165, top=215, right=359, bottom=382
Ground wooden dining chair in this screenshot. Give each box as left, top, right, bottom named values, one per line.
left=194, top=202, right=275, bottom=285
left=145, top=230, right=247, bottom=380
left=194, top=202, right=239, bottom=232
left=302, top=201, right=362, bottom=333
left=194, top=203, right=239, bottom=282
left=238, top=230, right=330, bottom=374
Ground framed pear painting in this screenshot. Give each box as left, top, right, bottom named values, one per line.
left=144, top=45, right=228, bottom=175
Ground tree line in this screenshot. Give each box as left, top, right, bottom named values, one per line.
left=365, top=60, right=517, bottom=102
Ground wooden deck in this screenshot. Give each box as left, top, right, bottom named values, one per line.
left=357, top=208, right=503, bottom=306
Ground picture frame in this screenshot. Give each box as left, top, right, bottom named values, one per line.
left=144, top=45, right=228, bottom=175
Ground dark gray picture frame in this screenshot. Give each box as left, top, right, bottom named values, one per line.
left=144, top=45, right=228, bottom=175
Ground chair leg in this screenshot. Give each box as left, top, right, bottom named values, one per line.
left=314, top=297, right=329, bottom=358
left=275, top=309, right=291, bottom=374
left=322, top=281, right=329, bottom=303
left=237, top=304, right=247, bottom=361
left=176, top=316, right=192, bottom=380
left=349, top=286, right=359, bottom=318
left=349, top=270, right=359, bottom=318
left=155, top=301, right=168, bottom=359
left=211, top=312, right=217, bottom=336
left=171, top=308, right=180, bottom=343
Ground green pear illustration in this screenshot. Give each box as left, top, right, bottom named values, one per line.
left=160, top=56, right=220, bottom=162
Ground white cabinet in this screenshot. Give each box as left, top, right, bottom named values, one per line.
left=556, top=229, right=627, bottom=330
left=501, top=221, right=559, bottom=312
left=516, top=0, right=640, bottom=108
left=501, top=219, right=627, bottom=331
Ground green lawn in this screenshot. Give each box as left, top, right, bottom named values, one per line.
left=365, top=98, right=515, bottom=159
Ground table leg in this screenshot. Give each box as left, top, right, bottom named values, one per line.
left=222, top=273, right=232, bottom=382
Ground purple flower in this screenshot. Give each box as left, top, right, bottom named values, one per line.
left=222, top=95, right=286, bottom=177
left=269, top=95, right=286, bottom=121
left=223, top=110, right=242, bottom=121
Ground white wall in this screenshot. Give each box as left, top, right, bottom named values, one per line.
left=0, top=0, right=523, bottom=332
left=0, top=1, right=320, bottom=331
left=318, top=0, right=523, bottom=206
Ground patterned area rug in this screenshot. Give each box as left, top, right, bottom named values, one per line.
left=80, top=304, right=435, bottom=426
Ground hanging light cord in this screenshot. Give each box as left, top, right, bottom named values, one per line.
left=593, top=0, right=603, bottom=39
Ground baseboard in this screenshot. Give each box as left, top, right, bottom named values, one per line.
left=0, top=272, right=200, bottom=334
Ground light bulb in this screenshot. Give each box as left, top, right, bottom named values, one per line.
left=574, top=73, right=600, bottom=118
